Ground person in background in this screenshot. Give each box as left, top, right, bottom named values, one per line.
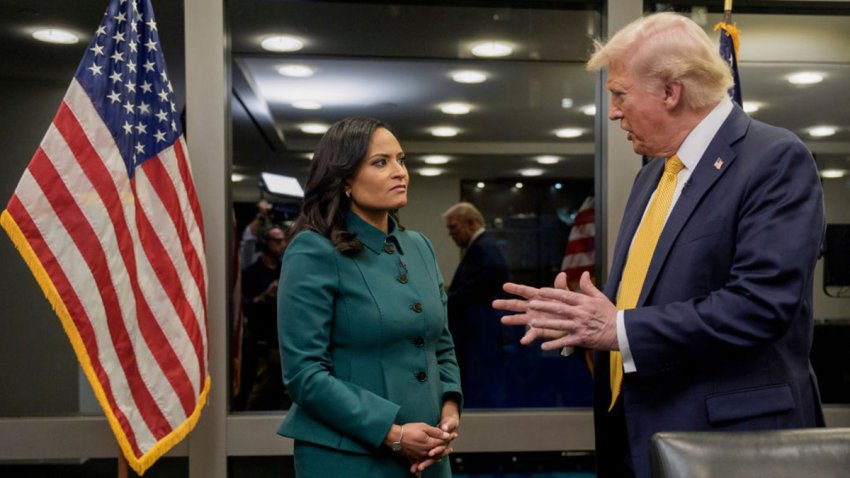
left=239, top=198, right=273, bottom=268
left=442, top=202, right=511, bottom=406
left=239, top=224, right=290, bottom=410
left=278, top=117, right=462, bottom=477
left=494, top=12, right=824, bottom=478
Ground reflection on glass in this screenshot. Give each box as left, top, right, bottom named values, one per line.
left=446, top=180, right=595, bottom=408
left=229, top=1, right=601, bottom=412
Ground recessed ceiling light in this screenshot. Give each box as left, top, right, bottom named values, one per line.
left=304, top=152, right=314, bottom=160
left=582, top=105, right=597, bottom=116
left=554, top=182, right=563, bottom=190
left=292, top=100, right=322, bottom=110
left=787, top=72, right=823, bottom=85
left=440, top=102, right=471, bottom=115
left=555, top=128, right=583, bottom=138
left=521, top=168, right=544, bottom=177
left=742, top=102, right=761, bottom=113
left=820, top=169, right=847, bottom=178
left=476, top=182, right=486, bottom=189
left=431, top=126, right=459, bottom=137
left=470, top=41, right=513, bottom=58
left=423, top=155, right=450, bottom=165
left=808, top=126, right=836, bottom=138
left=561, top=98, right=574, bottom=109
left=535, top=155, right=560, bottom=165
left=419, top=168, right=443, bottom=177
left=451, top=70, right=487, bottom=84
left=261, top=35, right=304, bottom=52
left=32, top=28, right=79, bottom=44
left=261, top=172, right=304, bottom=197
left=277, top=64, right=314, bottom=77
left=515, top=182, right=524, bottom=189
left=231, top=173, right=247, bottom=183
left=300, top=123, right=329, bottom=134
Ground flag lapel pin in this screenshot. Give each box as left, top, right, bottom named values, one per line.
left=714, top=158, right=724, bottom=170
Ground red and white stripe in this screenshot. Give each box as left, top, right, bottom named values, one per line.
left=561, top=196, right=595, bottom=282
left=4, top=78, right=207, bottom=459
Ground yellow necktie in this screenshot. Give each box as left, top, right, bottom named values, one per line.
left=609, top=155, right=685, bottom=411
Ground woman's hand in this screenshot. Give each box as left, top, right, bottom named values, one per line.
left=410, top=400, right=461, bottom=474
left=384, top=422, right=452, bottom=465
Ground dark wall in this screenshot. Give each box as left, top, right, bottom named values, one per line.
left=0, top=78, right=81, bottom=416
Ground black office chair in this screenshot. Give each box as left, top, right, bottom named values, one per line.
left=650, top=428, right=850, bottom=478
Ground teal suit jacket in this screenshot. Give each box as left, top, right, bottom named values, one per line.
left=277, top=212, right=462, bottom=456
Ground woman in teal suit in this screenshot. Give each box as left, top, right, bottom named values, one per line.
left=277, top=117, right=462, bottom=477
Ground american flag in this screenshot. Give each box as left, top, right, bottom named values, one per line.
left=561, top=196, right=595, bottom=291
left=0, top=0, right=208, bottom=474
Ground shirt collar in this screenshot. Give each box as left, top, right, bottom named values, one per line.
left=345, top=210, right=404, bottom=255
left=676, top=96, right=734, bottom=171
left=468, top=227, right=485, bottom=246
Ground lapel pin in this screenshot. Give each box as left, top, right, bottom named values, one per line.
left=713, top=158, right=724, bottom=170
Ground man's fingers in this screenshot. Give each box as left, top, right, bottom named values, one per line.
left=520, top=327, right=538, bottom=345
left=492, top=298, right=528, bottom=313
left=529, top=316, right=573, bottom=332
left=554, top=271, right=568, bottom=290
left=502, top=282, right=540, bottom=299
left=535, top=288, right=583, bottom=305
left=541, top=335, right=576, bottom=351
left=579, top=271, right=605, bottom=298
left=501, top=312, right=532, bottom=326
left=521, top=326, right=567, bottom=344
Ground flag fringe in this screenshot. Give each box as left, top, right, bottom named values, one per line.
left=713, top=21, right=741, bottom=59
left=1, top=209, right=210, bottom=476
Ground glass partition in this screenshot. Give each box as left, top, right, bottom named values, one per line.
left=228, top=0, right=603, bottom=411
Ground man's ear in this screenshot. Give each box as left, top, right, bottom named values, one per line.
left=664, top=80, right=683, bottom=110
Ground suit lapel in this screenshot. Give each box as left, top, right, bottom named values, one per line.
left=637, top=107, right=750, bottom=305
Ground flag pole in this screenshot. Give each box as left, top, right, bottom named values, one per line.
left=724, top=0, right=733, bottom=23
left=118, top=449, right=129, bottom=478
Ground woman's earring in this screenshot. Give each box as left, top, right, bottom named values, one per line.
left=345, top=190, right=351, bottom=199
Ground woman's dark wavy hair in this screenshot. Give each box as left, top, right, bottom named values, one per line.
left=289, top=117, right=399, bottom=255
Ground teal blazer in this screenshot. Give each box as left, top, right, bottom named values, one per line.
left=277, top=212, right=462, bottom=455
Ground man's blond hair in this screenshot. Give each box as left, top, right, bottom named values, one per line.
left=587, top=12, right=734, bottom=111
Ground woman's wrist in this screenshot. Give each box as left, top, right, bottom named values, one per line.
left=383, top=424, right=402, bottom=448
left=442, top=399, right=459, bottom=416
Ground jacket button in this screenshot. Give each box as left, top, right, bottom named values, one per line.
left=416, top=371, right=427, bottom=382
left=384, top=244, right=395, bottom=254
left=398, top=274, right=408, bottom=284
left=412, top=303, right=423, bottom=313
left=414, top=337, right=424, bottom=347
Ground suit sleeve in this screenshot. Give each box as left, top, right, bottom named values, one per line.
left=278, top=232, right=399, bottom=449
left=624, top=135, right=824, bottom=376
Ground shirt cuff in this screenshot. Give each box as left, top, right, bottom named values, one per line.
left=616, top=310, right=637, bottom=374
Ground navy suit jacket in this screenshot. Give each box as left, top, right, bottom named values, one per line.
left=448, top=231, right=510, bottom=313
left=594, top=106, right=825, bottom=478
left=446, top=231, right=512, bottom=407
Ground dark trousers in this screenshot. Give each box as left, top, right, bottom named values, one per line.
left=595, top=396, right=636, bottom=478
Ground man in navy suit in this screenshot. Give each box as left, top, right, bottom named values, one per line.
left=494, top=12, right=825, bottom=478
left=443, top=202, right=511, bottom=406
